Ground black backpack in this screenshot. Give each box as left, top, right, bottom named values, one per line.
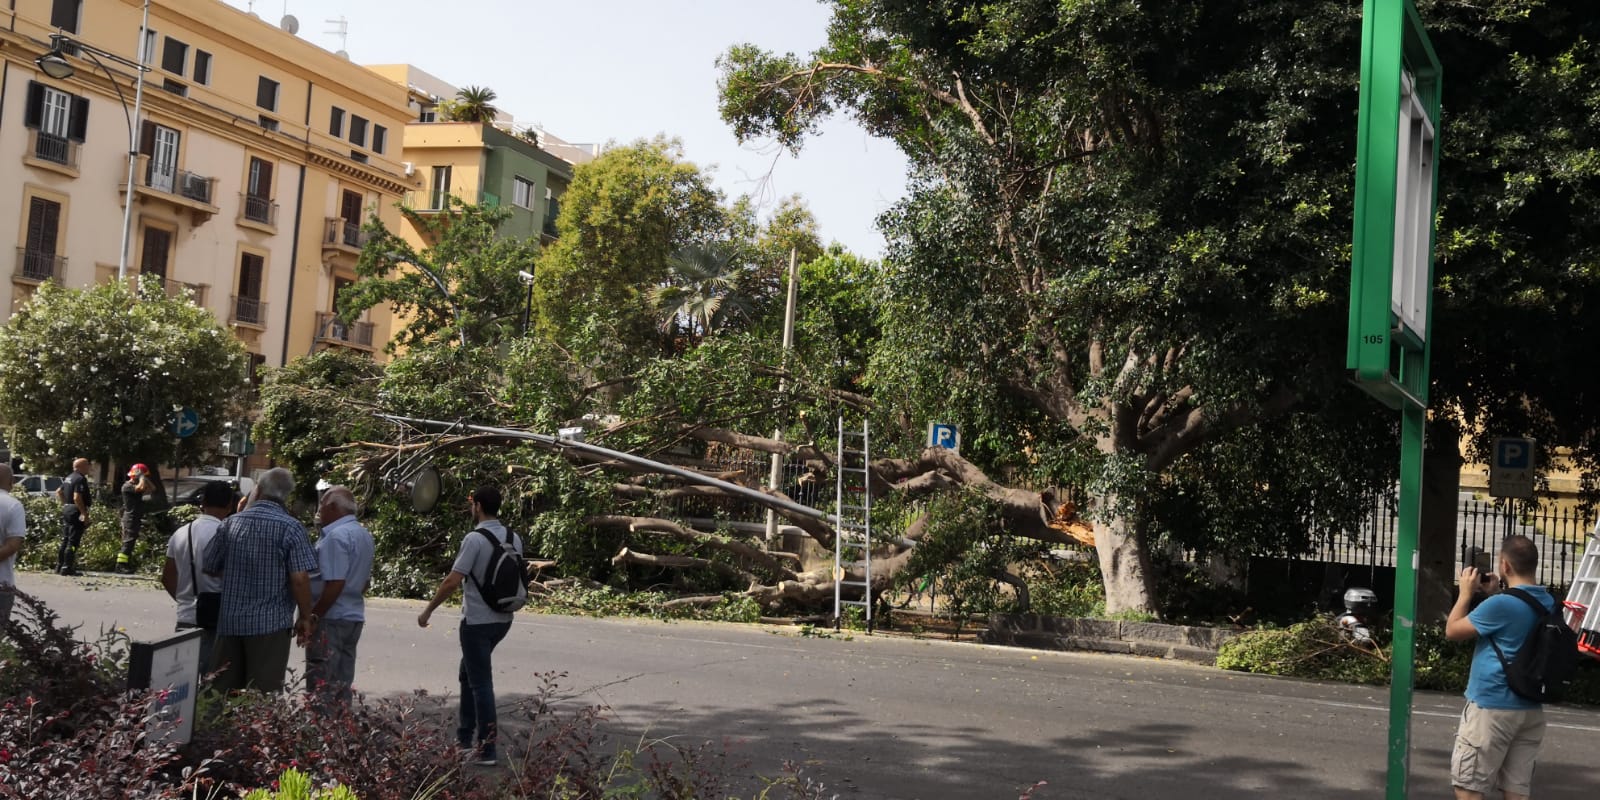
left=1487, top=587, right=1580, bottom=703
left=467, top=528, right=528, bottom=613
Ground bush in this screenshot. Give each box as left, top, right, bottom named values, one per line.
left=532, top=583, right=761, bottom=623
left=17, top=494, right=180, bottom=575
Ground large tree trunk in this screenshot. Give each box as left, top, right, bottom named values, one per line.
left=1092, top=496, right=1160, bottom=616
left=1417, top=415, right=1465, bottom=624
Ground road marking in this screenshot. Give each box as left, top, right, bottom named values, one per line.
left=1303, top=698, right=1600, bottom=732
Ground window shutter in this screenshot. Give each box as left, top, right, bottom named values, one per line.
left=67, top=95, right=89, bottom=142
left=26, top=198, right=62, bottom=254
left=24, top=81, right=45, bottom=129
left=257, top=159, right=274, bottom=196
left=139, top=120, right=156, bottom=155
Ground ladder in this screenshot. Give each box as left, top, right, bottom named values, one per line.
left=833, top=416, right=873, bottom=632
left=1567, top=517, right=1600, bottom=661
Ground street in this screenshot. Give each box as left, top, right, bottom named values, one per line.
left=15, top=572, right=1600, bottom=799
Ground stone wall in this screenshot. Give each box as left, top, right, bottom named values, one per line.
left=982, top=613, right=1239, bottom=664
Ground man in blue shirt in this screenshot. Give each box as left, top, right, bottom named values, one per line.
left=1446, top=534, right=1552, bottom=800
left=305, top=485, right=374, bottom=703
left=204, top=468, right=318, bottom=693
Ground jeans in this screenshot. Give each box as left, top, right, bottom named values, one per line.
left=306, top=619, right=364, bottom=703
left=0, top=586, right=13, bottom=628
left=458, top=621, right=511, bottom=755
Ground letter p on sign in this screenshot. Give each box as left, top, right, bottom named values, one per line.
left=927, top=423, right=960, bottom=453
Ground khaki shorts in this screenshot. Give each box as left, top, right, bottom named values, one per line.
left=1452, top=700, right=1546, bottom=795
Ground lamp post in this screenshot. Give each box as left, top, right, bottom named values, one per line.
left=387, top=255, right=465, bottom=347
left=35, top=0, right=151, bottom=282
left=518, top=269, right=535, bottom=335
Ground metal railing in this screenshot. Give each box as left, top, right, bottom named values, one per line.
left=404, top=190, right=452, bottom=212
left=14, top=247, right=64, bottom=282
left=152, top=276, right=207, bottom=305
left=324, top=218, right=367, bottom=250
left=239, top=194, right=277, bottom=226
left=140, top=161, right=216, bottom=206
left=177, top=171, right=214, bottom=204
left=315, top=311, right=374, bottom=348
left=231, top=294, right=266, bottom=326
left=29, top=130, right=77, bottom=168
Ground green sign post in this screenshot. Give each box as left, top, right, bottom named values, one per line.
left=1348, top=1, right=1442, bottom=797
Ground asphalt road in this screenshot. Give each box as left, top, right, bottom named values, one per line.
left=13, top=572, right=1600, bottom=799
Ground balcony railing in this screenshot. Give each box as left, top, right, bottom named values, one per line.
left=29, top=130, right=78, bottom=168
left=315, top=311, right=374, bottom=348
left=136, top=159, right=217, bottom=207
left=323, top=218, right=368, bottom=251
left=404, top=190, right=452, bottom=212
left=231, top=294, right=267, bottom=326
left=239, top=194, right=278, bottom=226
left=14, top=247, right=64, bottom=282
left=150, top=276, right=207, bottom=305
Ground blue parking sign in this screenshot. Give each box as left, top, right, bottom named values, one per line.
left=927, top=423, right=960, bottom=452
left=1494, top=438, right=1531, bottom=470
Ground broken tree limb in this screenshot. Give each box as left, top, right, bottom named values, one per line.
left=610, top=547, right=760, bottom=587
left=587, top=515, right=801, bottom=580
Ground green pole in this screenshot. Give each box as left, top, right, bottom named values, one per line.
left=1386, top=403, right=1426, bottom=798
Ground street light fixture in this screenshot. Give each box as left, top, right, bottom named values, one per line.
left=518, top=269, right=535, bottom=335
left=34, top=0, right=152, bottom=282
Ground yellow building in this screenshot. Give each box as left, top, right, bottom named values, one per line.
left=0, top=0, right=413, bottom=372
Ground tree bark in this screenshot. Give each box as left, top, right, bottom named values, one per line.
left=1092, top=495, right=1160, bottom=616
left=1418, top=415, right=1465, bottom=624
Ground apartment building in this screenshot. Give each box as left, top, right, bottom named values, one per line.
left=0, top=0, right=413, bottom=369
left=366, top=64, right=592, bottom=246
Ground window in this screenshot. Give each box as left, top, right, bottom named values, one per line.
left=258, top=115, right=278, bottom=132
left=161, top=38, right=187, bottom=74
left=50, top=0, right=81, bottom=33
left=372, top=125, right=387, bottom=155
left=192, top=51, right=212, bottom=85
left=140, top=227, right=172, bottom=278
left=235, top=253, right=265, bottom=325
left=161, top=78, right=187, bottom=97
left=256, top=77, right=279, bottom=111
left=21, top=197, right=63, bottom=281
left=142, top=30, right=158, bottom=64
left=428, top=165, right=451, bottom=209
left=329, top=107, right=345, bottom=138
left=243, top=157, right=274, bottom=224
left=418, top=107, right=436, bottom=123
left=349, top=151, right=368, bottom=164
left=24, top=82, right=89, bottom=142
left=512, top=177, right=536, bottom=209
left=348, top=115, right=368, bottom=147
left=138, top=121, right=181, bottom=193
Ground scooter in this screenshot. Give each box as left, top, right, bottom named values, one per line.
left=1335, top=587, right=1380, bottom=647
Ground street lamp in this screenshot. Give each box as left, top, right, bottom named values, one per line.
left=518, top=269, right=535, bottom=335
left=34, top=0, right=152, bottom=282
left=382, top=252, right=466, bottom=347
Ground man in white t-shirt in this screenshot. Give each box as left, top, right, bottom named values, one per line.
left=161, top=482, right=234, bottom=673
left=0, top=464, right=29, bottom=627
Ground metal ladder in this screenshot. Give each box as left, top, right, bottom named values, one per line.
left=1566, top=517, right=1600, bottom=660
left=833, top=416, right=873, bottom=632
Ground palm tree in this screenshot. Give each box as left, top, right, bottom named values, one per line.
left=453, top=86, right=499, bottom=124
left=648, top=243, right=756, bottom=345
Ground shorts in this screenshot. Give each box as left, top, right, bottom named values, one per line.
left=1452, top=699, right=1545, bottom=795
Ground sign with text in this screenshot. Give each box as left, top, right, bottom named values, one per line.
left=926, top=423, right=960, bottom=453
left=127, top=629, right=203, bottom=746
left=1489, top=437, right=1536, bottom=499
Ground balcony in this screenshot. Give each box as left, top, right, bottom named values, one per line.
left=237, top=193, right=278, bottom=233
left=315, top=311, right=375, bottom=351
left=404, top=190, right=452, bottom=213
left=23, top=129, right=79, bottom=177
left=230, top=294, right=267, bottom=328
left=146, top=275, right=208, bottom=305
left=322, top=218, right=368, bottom=257
left=14, top=247, right=64, bottom=283
left=124, top=155, right=220, bottom=224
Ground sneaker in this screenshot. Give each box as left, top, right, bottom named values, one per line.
left=467, top=747, right=498, bottom=767
left=114, top=563, right=135, bottom=575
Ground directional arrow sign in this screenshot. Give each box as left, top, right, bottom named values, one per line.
left=171, top=408, right=200, bottom=439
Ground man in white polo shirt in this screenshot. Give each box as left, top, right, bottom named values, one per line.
left=0, top=464, right=29, bottom=627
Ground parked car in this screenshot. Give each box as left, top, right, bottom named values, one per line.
left=168, top=475, right=254, bottom=507
left=16, top=473, right=63, bottom=498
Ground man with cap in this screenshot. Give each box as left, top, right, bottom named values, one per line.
left=117, top=464, right=155, bottom=574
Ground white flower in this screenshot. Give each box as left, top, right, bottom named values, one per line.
left=124, top=415, right=134, bottom=422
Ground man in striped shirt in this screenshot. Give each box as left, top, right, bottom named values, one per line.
left=204, top=468, right=317, bottom=692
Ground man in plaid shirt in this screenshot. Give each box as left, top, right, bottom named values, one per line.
left=204, top=468, right=317, bottom=692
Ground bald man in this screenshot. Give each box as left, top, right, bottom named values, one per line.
left=55, top=458, right=91, bottom=576
left=305, top=486, right=374, bottom=702
left=0, top=465, right=29, bottom=625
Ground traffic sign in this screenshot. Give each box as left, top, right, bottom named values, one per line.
left=926, top=423, right=959, bottom=452
left=1489, top=436, right=1536, bottom=499
left=171, top=408, right=199, bottom=439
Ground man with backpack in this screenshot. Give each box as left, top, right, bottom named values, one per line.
left=418, top=485, right=526, bottom=767
left=1446, top=534, right=1564, bottom=800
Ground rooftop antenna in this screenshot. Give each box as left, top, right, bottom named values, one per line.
left=245, top=0, right=257, bottom=15
left=324, top=16, right=349, bottom=53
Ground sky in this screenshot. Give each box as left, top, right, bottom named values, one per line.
left=223, top=0, right=910, bottom=257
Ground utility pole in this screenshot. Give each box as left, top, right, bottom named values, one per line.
left=765, top=248, right=800, bottom=545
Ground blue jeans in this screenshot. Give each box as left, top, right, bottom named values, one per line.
left=458, top=621, right=511, bottom=754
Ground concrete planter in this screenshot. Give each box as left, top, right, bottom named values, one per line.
left=982, top=613, right=1239, bottom=664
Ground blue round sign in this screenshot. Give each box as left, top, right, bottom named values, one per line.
left=172, top=408, right=200, bottom=438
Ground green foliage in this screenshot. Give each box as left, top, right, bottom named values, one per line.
left=242, top=769, right=359, bottom=800
left=257, top=351, right=384, bottom=501
left=790, top=247, right=881, bottom=395
left=1024, top=559, right=1106, bottom=619
left=344, top=198, right=541, bottom=352
left=449, top=85, right=499, bottom=124
left=899, top=490, right=1048, bottom=630
left=0, top=277, right=249, bottom=472
left=531, top=584, right=761, bottom=624
left=647, top=243, right=759, bottom=346
left=15, top=495, right=172, bottom=575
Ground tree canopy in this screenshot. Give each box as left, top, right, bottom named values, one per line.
left=0, top=278, right=250, bottom=472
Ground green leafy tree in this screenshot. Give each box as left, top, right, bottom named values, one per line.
left=792, top=246, right=881, bottom=395
left=0, top=278, right=249, bottom=472
left=648, top=243, right=758, bottom=346
left=256, top=350, right=384, bottom=501
left=450, top=85, right=499, bottom=124
left=341, top=198, right=541, bottom=352
left=532, top=137, right=727, bottom=366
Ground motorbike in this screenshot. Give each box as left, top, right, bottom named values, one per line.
left=1335, top=587, right=1381, bottom=647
